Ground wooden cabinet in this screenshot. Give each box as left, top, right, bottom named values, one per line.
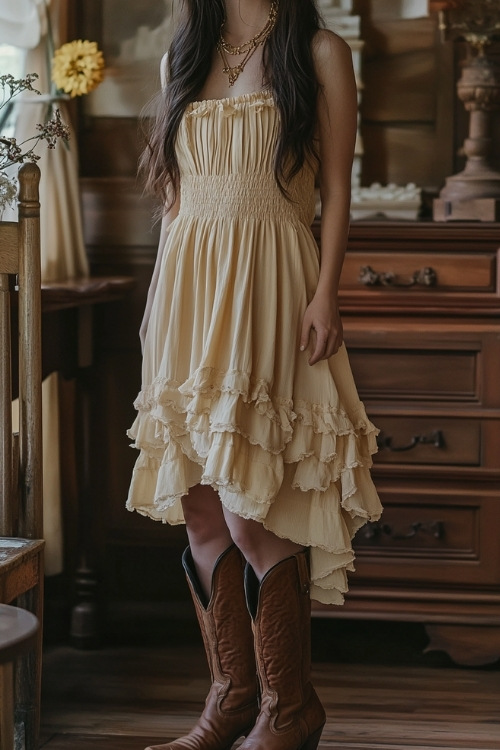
left=311, top=221, right=500, bottom=666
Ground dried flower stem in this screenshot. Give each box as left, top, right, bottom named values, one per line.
left=1, top=73, right=70, bottom=212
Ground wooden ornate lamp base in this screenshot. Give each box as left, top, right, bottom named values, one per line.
left=433, top=196, right=500, bottom=221
left=433, top=46, right=500, bottom=222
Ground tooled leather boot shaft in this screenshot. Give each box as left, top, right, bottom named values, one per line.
left=185, top=544, right=258, bottom=715
left=145, top=545, right=258, bottom=750
left=240, top=551, right=326, bottom=750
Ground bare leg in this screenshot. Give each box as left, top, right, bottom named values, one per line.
left=182, top=485, right=303, bottom=590
left=148, top=490, right=258, bottom=750
left=181, top=485, right=233, bottom=599
left=222, top=508, right=303, bottom=580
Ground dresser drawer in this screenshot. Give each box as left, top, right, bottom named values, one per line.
left=373, top=416, right=480, bottom=466
left=341, top=252, right=497, bottom=293
left=348, top=345, right=478, bottom=402
left=352, top=491, right=500, bottom=588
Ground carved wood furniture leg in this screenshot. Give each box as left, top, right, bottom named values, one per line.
left=425, top=624, right=500, bottom=667
left=70, top=305, right=101, bottom=648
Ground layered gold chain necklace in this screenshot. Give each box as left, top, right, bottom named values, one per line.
left=217, top=1, right=278, bottom=87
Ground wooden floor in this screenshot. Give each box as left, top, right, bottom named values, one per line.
left=39, top=615, right=500, bottom=750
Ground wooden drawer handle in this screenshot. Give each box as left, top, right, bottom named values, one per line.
left=359, top=265, right=438, bottom=288
left=377, top=429, right=444, bottom=452
left=362, top=520, right=445, bottom=542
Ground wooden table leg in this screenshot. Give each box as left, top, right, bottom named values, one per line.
left=70, top=306, right=101, bottom=649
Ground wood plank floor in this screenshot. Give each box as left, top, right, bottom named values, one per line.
left=40, top=633, right=500, bottom=750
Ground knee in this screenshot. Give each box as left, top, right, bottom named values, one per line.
left=182, top=486, right=229, bottom=548
left=225, top=515, right=265, bottom=562
left=223, top=509, right=304, bottom=578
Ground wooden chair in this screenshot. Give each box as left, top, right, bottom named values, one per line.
left=0, top=604, right=39, bottom=750
left=0, top=163, right=44, bottom=750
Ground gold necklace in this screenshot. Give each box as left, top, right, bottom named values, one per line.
left=217, top=1, right=278, bottom=87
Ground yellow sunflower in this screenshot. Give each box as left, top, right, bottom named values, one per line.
left=52, top=40, right=105, bottom=98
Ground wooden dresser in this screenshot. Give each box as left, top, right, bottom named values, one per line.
left=311, top=220, right=500, bottom=666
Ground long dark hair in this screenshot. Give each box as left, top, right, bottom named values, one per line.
left=140, top=0, right=323, bottom=209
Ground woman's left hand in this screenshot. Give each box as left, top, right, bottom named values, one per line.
left=299, top=292, right=343, bottom=365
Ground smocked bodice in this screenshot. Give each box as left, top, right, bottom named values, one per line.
left=176, top=91, right=316, bottom=226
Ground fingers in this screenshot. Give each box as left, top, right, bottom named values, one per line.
left=300, top=315, right=312, bottom=354
left=302, top=324, right=343, bottom=365
left=300, top=302, right=343, bottom=365
left=308, top=327, right=328, bottom=365
left=324, top=331, right=343, bottom=360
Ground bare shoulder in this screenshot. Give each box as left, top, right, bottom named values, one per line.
left=312, top=29, right=353, bottom=85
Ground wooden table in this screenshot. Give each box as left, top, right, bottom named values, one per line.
left=40, top=276, right=134, bottom=647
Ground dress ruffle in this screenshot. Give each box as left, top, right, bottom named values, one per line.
left=127, top=91, right=382, bottom=604
left=128, top=357, right=381, bottom=604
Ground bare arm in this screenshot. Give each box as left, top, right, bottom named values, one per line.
left=300, top=31, right=358, bottom=365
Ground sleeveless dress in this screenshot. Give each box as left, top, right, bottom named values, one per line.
left=127, top=90, right=382, bottom=605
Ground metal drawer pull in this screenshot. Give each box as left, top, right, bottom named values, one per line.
left=359, top=265, right=438, bottom=288
left=362, top=520, right=445, bottom=541
left=377, top=429, right=444, bottom=452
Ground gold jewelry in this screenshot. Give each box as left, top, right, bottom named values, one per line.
left=217, top=1, right=278, bottom=87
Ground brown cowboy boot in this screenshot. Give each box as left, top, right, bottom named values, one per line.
left=146, top=544, right=259, bottom=750
left=239, top=550, right=326, bottom=750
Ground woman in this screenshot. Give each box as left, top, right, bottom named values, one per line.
left=127, top=1, right=382, bottom=749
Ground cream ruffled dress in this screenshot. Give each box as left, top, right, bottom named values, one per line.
left=127, top=90, right=382, bottom=604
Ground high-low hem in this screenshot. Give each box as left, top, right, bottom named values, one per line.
left=127, top=358, right=381, bottom=605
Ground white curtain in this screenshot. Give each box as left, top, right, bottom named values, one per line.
left=0, top=0, right=45, bottom=49
left=11, top=377, right=63, bottom=576
left=1, top=0, right=89, bottom=575
left=0, top=0, right=89, bottom=280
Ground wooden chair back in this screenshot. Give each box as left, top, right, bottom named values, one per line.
left=0, top=162, right=42, bottom=539
left=0, top=162, right=44, bottom=750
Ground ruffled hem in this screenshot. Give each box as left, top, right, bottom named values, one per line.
left=127, top=363, right=382, bottom=604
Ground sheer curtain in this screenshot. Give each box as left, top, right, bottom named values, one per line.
left=0, top=0, right=89, bottom=279
left=1, top=0, right=90, bottom=574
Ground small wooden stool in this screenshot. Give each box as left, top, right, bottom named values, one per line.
left=0, top=604, right=39, bottom=750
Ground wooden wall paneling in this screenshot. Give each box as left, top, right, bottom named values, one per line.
left=362, top=125, right=442, bottom=190
left=492, top=46, right=500, bottom=170
left=362, top=19, right=438, bottom=121
left=80, top=178, right=159, bottom=249
left=76, top=0, right=102, bottom=48
left=357, top=2, right=456, bottom=192
left=79, top=119, right=143, bottom=178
